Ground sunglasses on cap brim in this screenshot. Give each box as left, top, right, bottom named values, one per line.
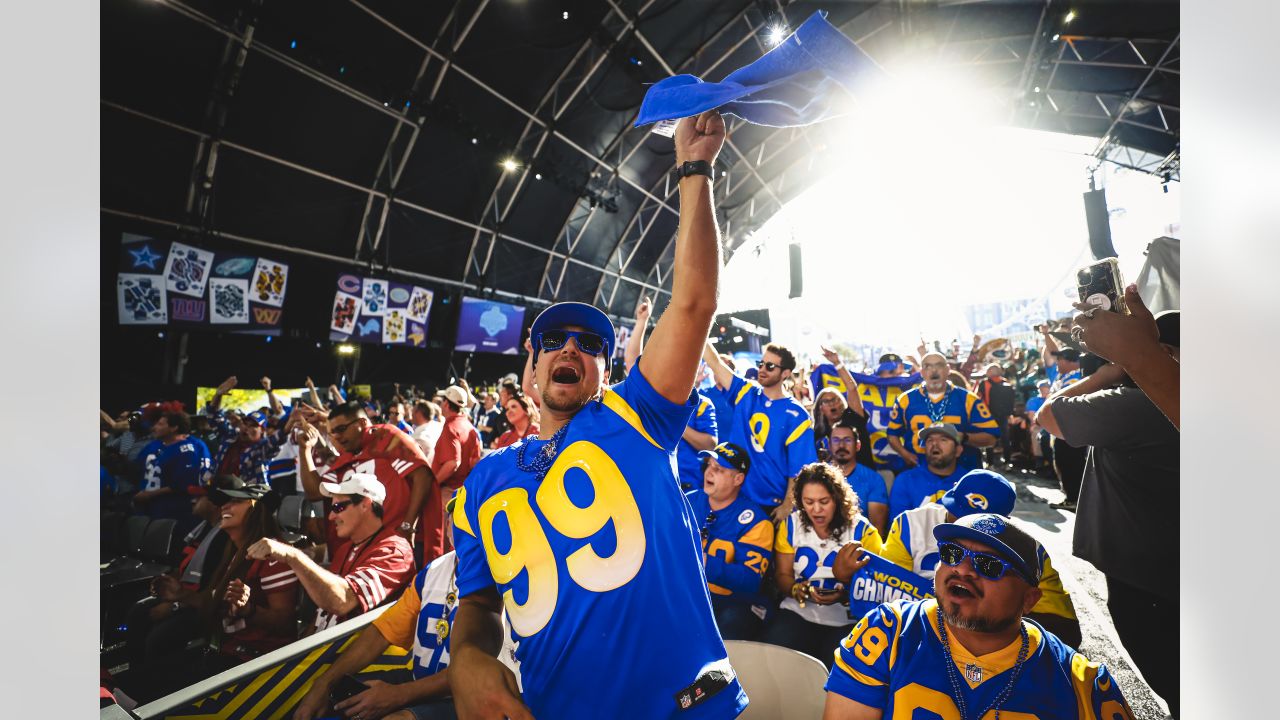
left=537, top=329, right=606, bottom=356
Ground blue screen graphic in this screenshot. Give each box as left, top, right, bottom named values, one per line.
left=454, top=297, right=525, bottom=354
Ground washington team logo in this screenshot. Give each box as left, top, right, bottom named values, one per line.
left=964, top=493, right=989, bottom=510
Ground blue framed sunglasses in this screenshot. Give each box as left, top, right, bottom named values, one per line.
left=537, top=329, right=606, bottom=356
left=937, top=541, right=1027, bottom=582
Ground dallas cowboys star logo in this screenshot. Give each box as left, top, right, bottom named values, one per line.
left=129, top=244, right=162, bottom=270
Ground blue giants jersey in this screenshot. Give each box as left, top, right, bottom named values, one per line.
left=452, top=366, right=748, bottom=719
left=685, top=489, right=774, bottom=606
left=676, top=394, right=719, bottom=492
left=725, top=375, right=818, bottom=508
left=139, top=437, right=212, bottom=519
left=887, top=385, right=1000, bottom=470
left=826, top=599, right=1134, bottom=719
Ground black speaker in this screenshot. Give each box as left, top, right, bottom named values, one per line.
left=788, top=243, right=803, bottom=299
left=1082, top=189, right=1117, bottom=259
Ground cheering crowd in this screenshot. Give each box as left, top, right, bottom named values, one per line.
left=99, top=111, right=1178, bottom=719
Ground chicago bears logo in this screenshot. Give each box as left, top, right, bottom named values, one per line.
left=964, top=493, right=989, bottom=510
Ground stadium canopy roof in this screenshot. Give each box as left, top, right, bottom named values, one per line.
left=102, top=0, right=1179, bottom=320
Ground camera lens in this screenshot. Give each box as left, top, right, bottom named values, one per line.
left=1077, top=269, right=1092, bottom=283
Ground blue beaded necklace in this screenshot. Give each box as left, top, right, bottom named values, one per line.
left=921, top=382, right=954, bottom=424
left=936, top=604, right=1029, bottom=720
left=515, top=421, right=572, bottom=481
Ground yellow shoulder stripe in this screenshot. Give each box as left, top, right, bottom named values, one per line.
left=697, top=398, right=710, bottom=417
left=774, top=516, right=794, bottom=554
left=734, top=382, right=754, bottom=405
left=833, top=653, right=886, bottom=687
left=785, top=418, right=812, bottom=446
left=600, top=389, right=662, bottom=449
left=741, top=520, right=775, bottom=550
left=965, top=393, right=977, bottom=412
left=452, top=487, right=475, bottom=537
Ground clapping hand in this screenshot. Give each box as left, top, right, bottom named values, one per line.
left=224, top=578, right=252, bottom=619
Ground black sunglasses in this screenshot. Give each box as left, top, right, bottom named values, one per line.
left=538, top=329, right=606, bottom=356
left=756, top=361, right=781, bottom=371
left=938, top=541, right=1024, bottom=582
left=700, top=511, right=718, bottom=542
left=329, top=498, right=361, bottom=515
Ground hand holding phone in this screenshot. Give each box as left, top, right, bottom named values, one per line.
left=329, top=674, right=368, bottom=705
left=1076, top=258, right=1127, bottom=314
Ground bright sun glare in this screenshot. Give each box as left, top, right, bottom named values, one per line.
left=718, top=60, right=1179, bottom=356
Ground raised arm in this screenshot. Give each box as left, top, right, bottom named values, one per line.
left=822, top=345, right=866, bottom=418
left=261, top=376, right=283, bottom=417
left=637, top=110, right=726, bottom=404
left=623, top=296, right=652, bottom=374
left=701, top=340, right=735, bottom=391
left=208, top=375, right=237, bottom=414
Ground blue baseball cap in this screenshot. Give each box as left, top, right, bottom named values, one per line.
left=874, top=361, right=899, bottom=375
left=243, top=411, right=268, bottom=428
left=934, top=514, right=1042, bottom=585
left=941, top=470, right=1016, bottom=518
left=529, top=302, right=616, bottom=363
left=699, top=442, right=751, bottom=475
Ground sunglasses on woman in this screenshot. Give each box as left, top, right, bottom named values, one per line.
left=937, top=541, right=1028, bottom=583
left=537, top=329, right=606, bottom=356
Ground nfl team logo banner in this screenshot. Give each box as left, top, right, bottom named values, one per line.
left=330, top=272, right=433, bottom=349
left=117, top=234, right=289, bottom=331
left=846, top=552, right=934, bottom=621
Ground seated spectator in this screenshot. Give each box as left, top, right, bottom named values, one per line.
left=491, top=394, right=540, bottom=450
left=824, top=514, right=1134, bottom=718
left=878, top=469, right=1081, bottom=647
left=685, top=443, right=774, bottom=640
left=125, top=477, right=301, bottom=702
left=886, top=353, right=999, bottom=472
left=293, top=494, right=520, bottom=720
left=762, top=463, right=883, bottom=667
left=887, top=423, right=969, bottom=520
left=825, top=419, right=889, bottom=536
left=245, top=473, right=414, bottom=633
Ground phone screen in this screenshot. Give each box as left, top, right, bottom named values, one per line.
left=329, top=675, right=368, bottom=704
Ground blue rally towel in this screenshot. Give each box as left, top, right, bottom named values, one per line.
left=846, top=552, right=935, bottom=621
left=634, top=10, right=888, bottom=129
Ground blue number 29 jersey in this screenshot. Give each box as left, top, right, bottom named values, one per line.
left=453, top=366, right=748, bottom=719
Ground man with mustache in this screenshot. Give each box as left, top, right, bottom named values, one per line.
left=823, top=514, right=1133, bottom=719
left=886, top=352, right=999, bottom=472
left=447, top=110, right=748, bottom=720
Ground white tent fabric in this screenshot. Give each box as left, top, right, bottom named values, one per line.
left=1135, top=236, right=1180, bottom=313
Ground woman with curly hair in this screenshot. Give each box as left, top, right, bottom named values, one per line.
left=491, top=394, right=540, bottom=449
left=761, top=462, right=883, bottom=667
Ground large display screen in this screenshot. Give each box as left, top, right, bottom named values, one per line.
left=454, top=297, right=525, bottom=354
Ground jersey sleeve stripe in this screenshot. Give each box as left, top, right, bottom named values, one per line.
left=600, top=389, right=662, bottom=449
left=734, top=383, right=753, bottom=405
left=452, top=487, right=475, bottom=537
left=784, top=419, right=812, bottom=446
left=833, top=654, right=886, bottom=687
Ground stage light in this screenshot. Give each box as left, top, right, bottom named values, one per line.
left=1034, top=86, right=1041, bottom=93
left=1051, top=33, right=1060, bottom=41
left=471, top=138, right=478, bottom=145
left=534, top=173, right=542, bottom=180
left=766, top=26, right=787, bottom=46
left=562, top=11, right=569, bottom=20
left=733, top=335, right=744, bottom=343
left=290, top=39, right=297, bottom=49
left=1064, top=10, right=1075, bottom=23
left=502, top=158, right=519, bottom=172
left=337, top=344, right=356, bottom=355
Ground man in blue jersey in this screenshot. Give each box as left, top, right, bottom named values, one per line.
left=686, top=442, right=774, bottom=640
left=887, top=423, right=967, bottom=521
left=824, top=513, right=1134, bottom=719
left=886, top=352, right=999, bottom=472
left=703, top=339, right=819, bottom=521
left=826, top=419, right=889, bottom=536
left=448, top=110, right=748, bottom=720
left=133, top=410, right=212, bottom=535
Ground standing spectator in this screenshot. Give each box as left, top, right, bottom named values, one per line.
left=825, top=419, right=889, bottom=536
left=474, top=393, right=501, bottom=447
left=203, top=376, right=286, bottom=485
left=685, top=443, right=774, bottom=640
left=1025, top=380, right=1053, bottom=475
left=1035, top=312, right=1180, bottom=716
left=886, top=352, right=999, bottom=472
left=385, top=401, right=413, bottom=434
left=888, top=423, right=969, bottom=521
left=431, top=385, right=481, bottom=558
left=703, top=339, right=819, bottom=520
left=974, top=363, right=1016, bottom=466
left=410, top=400, right=444, bottom=465
left=133, top=410, right=211, bottom=536
left=491, top=394, right=540, bottom=450
left=314, top=401, right=443, bottom=565
left=704, top=352, right=739, bottom=434
left=245, top=473, right=414, bottom=633
left=762, top=463, right=880, bottom=667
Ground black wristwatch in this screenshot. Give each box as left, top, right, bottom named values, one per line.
left=672, top=160, right=714, bottom=181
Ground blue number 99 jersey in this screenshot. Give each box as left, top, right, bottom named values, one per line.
left=453, top=365, right=748, bottom=719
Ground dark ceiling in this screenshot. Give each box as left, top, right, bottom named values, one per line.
left=102, top=0, right=1179, bottom=321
